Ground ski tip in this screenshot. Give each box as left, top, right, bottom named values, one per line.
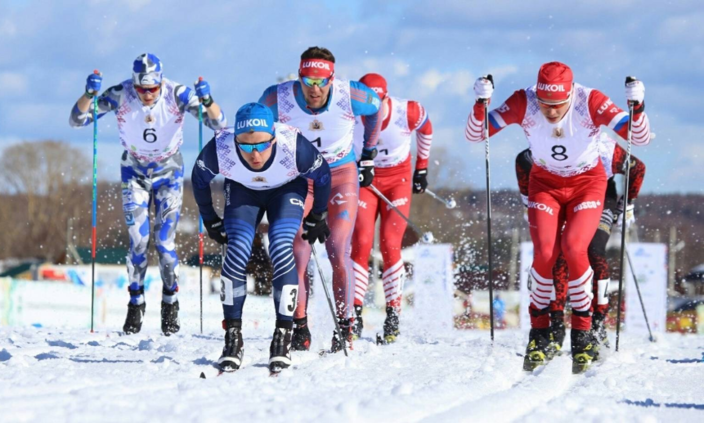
left=199, top=372, right=206, bottom=379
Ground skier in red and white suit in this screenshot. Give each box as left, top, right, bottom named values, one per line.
left=515, top=133, right=646, bottom=353
left=350, top=73, right=433, bottom=343
left=465, top=62, right=651, bottom=372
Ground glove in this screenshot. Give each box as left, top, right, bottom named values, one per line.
left=473, top=75, right=494, bottom=101
left=301, top=211, right=330, bottom=245
left=625, top=78, right=645, bottom=105
left=194, top=78, right=214, bottom=108
left=204, top=217, right=228, bottom=244
left=85, top=71, right=102, bottom=98
left=358, top=148, right=377, bottom=188
left=615, top=199, right=635, bottom=228
left=413, top=169, right=428, bottom=194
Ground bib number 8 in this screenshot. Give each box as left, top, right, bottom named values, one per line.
left=143, top=128, right=157, bottom=143
left=551, top=145, right=568, bottom=161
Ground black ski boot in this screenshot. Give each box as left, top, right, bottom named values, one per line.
left=269, top=322, right=293, bottom=374
left=591, top=312, right=610, bottom=351
left=291, top=317, right=311, bottom=351
left=330, top=318, right=353, bottom=353
left=123, top=302, right=146, bottom=334
left=546, top=311, right=566, bottom=359
left=382, top=306, right=400, bottom=344
left=571, top=329, right=597, bottom=374
left=161, top=301, right=180, bottom=336
left=352, top=305, right=363, bottom=340
left=218, top=319, right=244, bottom=372
left=523, top=328, right=552, bottom=372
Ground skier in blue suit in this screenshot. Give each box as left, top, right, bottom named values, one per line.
left=192, top=102, right=331, bottom=373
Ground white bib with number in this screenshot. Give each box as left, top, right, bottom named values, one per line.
left=277, top=79, right=355, bottom=164
left=215, top=123, right=301, bottom=191
left=117, top=78, right=184, bottom=163
left=524, top=83, right=600, bottom=177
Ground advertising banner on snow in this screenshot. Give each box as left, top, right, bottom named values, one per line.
left=413, top=243, right=454, bottom=332
left=625, top=243, right=668, bottom=334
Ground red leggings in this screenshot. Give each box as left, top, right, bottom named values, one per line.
left=351, top=159, right=412, bottom=310
left=528, top=162, right=606, bottom=331
left=293, top=162, right=359, bottom=320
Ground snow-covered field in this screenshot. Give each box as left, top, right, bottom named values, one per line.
left=1, top=294, right=703, bottom=423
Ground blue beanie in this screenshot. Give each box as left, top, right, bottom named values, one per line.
left=132, top=53, right=163, bottom=85
left=235, top=103, right=275, bottom=135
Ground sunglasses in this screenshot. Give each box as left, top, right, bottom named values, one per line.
left=135, top=85, right=161, bottom=94
left=301, top=76, right=332, bottom=88
left=537, top=100, right=569, bottom=110
left=235, top=135, right=275, bottom=153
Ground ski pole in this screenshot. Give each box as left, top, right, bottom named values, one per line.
left=625, top=246, right=655, bottom=342
left=368, top=183, right=433, bottom=243
left=90, top=69, right=100, bottom=333
left=198, top=77, right=204, bottom=335
left=616, top=76, right=637, bottom=352
left=311, top=246, right=348, bottom=357
left=425, top=189, right=457, bottom=209
left=481, top=74, right=496, bottom=342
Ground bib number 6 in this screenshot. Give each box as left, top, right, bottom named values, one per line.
left=143, top=128, right=158, bottom=143
left=551, top=145, right=568, bottom=161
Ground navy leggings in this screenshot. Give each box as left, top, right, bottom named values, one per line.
left=220, top=178, right=307, bottom=321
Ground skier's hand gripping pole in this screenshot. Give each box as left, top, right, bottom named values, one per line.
left=368, top=184, right=434, bottom=243
left=480, top=74, right=496, bottom=342
left=616, top=76, right=638, bottom=352
left=198, top=77, right=204, bottom=335
left=90, top=69, right=101, bottom=333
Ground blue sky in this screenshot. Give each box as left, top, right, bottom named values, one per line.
left=1, top=0, right=702, bottom=193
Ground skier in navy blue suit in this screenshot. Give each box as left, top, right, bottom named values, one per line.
left=192, top=102, right=331, bottom=373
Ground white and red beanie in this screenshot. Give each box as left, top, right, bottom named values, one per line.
left=299, top=59, right=335, bottom=79
left=536, top=62, right=573, bottom=104
left=359, top=73, right=388, bottom=100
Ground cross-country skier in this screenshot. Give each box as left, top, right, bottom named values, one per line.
left=191, top=103, right=331, bottom=373
left=69, top=53, right=226, bottom=335
left=259, top=47, right=382, bottom=353
left=515, top=133, right=646, bottom=356
left=466, top=62, right=651, bottom=373
left=349, top=73, right=434, bottom=343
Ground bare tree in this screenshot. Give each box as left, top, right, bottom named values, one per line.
left=0, top=140, right=90, bottom=261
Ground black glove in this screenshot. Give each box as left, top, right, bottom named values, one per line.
left=358, top=148, right=377, bottom=188
left=301, top=211, right=330, bottom=245
left=413, top=168, right=428, bottom=194
left=204, top=217, right=228, bottom=245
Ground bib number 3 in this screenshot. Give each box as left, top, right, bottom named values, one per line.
left=551, top=145, right=568, bottom=161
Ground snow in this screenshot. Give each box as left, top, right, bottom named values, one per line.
left=1, top=294, right=703, bottom=423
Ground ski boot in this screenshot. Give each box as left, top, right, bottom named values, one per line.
left=523, top=328, right=552, bottom=372
left=546, top=311, right=566, bottom=359
left=571, top=329, right=597, bottom=374
left=291, top=317, right=311, bottom=351
left=591, top=312, right=610, bottom=352
left=218, top=319, right=244, bottom=372
left=382, top=306, right=400, bottom=344
left=123, top=302, right=146, bottom=334
left=161, top=300, right=180, bottom=336
left=352, top=305, right=363, bottom=340
left=330, top=318, right=353, bottom=353
left=269, top=323, right=293, bottom=374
